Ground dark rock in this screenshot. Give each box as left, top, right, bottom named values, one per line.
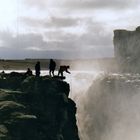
left=0, top=75, right=79, bottom=140
left=0, top=72, right=27, bottom=90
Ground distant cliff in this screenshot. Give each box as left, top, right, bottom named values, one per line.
left=114, top=26, right=140, bottom=72
left=0, top=74, right=80, bottom=140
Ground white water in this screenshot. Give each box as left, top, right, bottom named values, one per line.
left=66, top=70, right=105, bottom=140
left=68, top=71, right=140, bottom=140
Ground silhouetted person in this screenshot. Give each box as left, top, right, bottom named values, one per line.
left=1, top=71, right=5, bottom=79
left=58, top=66, right=71, bottom=77
left=49, top=59, right=56, bottom=77
left=1, top=71, right=5, bottom=74
left=25, top=68, right=33, bottom=76
left=35, top=61, right=40, bottom=77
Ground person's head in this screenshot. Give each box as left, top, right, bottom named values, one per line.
left=67, top=66, right=70, bottom=69
left=50, top=59, right=53, bottom=61
left=37, top=61, right=40, bottom=64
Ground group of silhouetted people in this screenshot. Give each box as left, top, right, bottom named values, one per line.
left=33, top=59, right=70, bottom=77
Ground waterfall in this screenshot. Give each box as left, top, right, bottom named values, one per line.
left=69, top=72, right=140, bottom=140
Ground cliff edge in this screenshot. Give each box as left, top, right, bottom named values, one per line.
left=0, top=74, right=80, bottom=140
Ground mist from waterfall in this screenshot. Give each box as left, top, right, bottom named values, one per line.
left=68, top=71, right=140, bottom=140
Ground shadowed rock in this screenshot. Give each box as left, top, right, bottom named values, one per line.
left=0, top=74, right=80, bottom=140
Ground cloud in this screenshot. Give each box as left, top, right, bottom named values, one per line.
left=0, top=31, right=46, bottom=49
left=22, top=0, right=48, bottom=9
left=21, top=16, right=80, bottom=29
left=46, top=17, right=79, bottom=28
left=0, top=23, right=113, bottom=59
left=23, top=0, right=139, bottom=11
left=62, top=0, right=139, bottom=10
left=47, top=19, right=113, bottom=47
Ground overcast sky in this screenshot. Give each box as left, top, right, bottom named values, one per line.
left=0, top=0, right=140, bottom=59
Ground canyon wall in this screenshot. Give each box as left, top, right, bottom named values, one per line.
left=114, top=26, right=140, bottom=72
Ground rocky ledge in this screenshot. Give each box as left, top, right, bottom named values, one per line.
left=0, top=73, right=80, bottom=140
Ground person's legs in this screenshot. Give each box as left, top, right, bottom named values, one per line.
left=61, top=71, right=63, bottom=77
left=49, top=69, right=53, bottom=76
left=49, top=69, right=52, bottom=76
left=58, top=70, right=60, bottom=76
left=36, top=71, right=40, bottom=77
left=52, top=70, right=55, bottom=76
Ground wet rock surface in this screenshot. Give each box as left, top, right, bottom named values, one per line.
left=0, top=74, right=80, bottom=140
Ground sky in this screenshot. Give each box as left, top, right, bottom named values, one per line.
left=0, top=0, right=140, bottom=59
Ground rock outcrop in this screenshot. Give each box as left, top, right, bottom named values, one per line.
left=0, top=74, right=80, bottom=140
left=113, top=26, right=140, bottom=72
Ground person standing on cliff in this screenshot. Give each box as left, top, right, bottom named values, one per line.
left=35, top=61, right=41, bottom=77
left=49, top=59, right=56, bottom=77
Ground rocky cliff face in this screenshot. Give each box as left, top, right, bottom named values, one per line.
left=0, top=74, right=80, bottom=140
left=113, top=26, right=140, bottom=72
